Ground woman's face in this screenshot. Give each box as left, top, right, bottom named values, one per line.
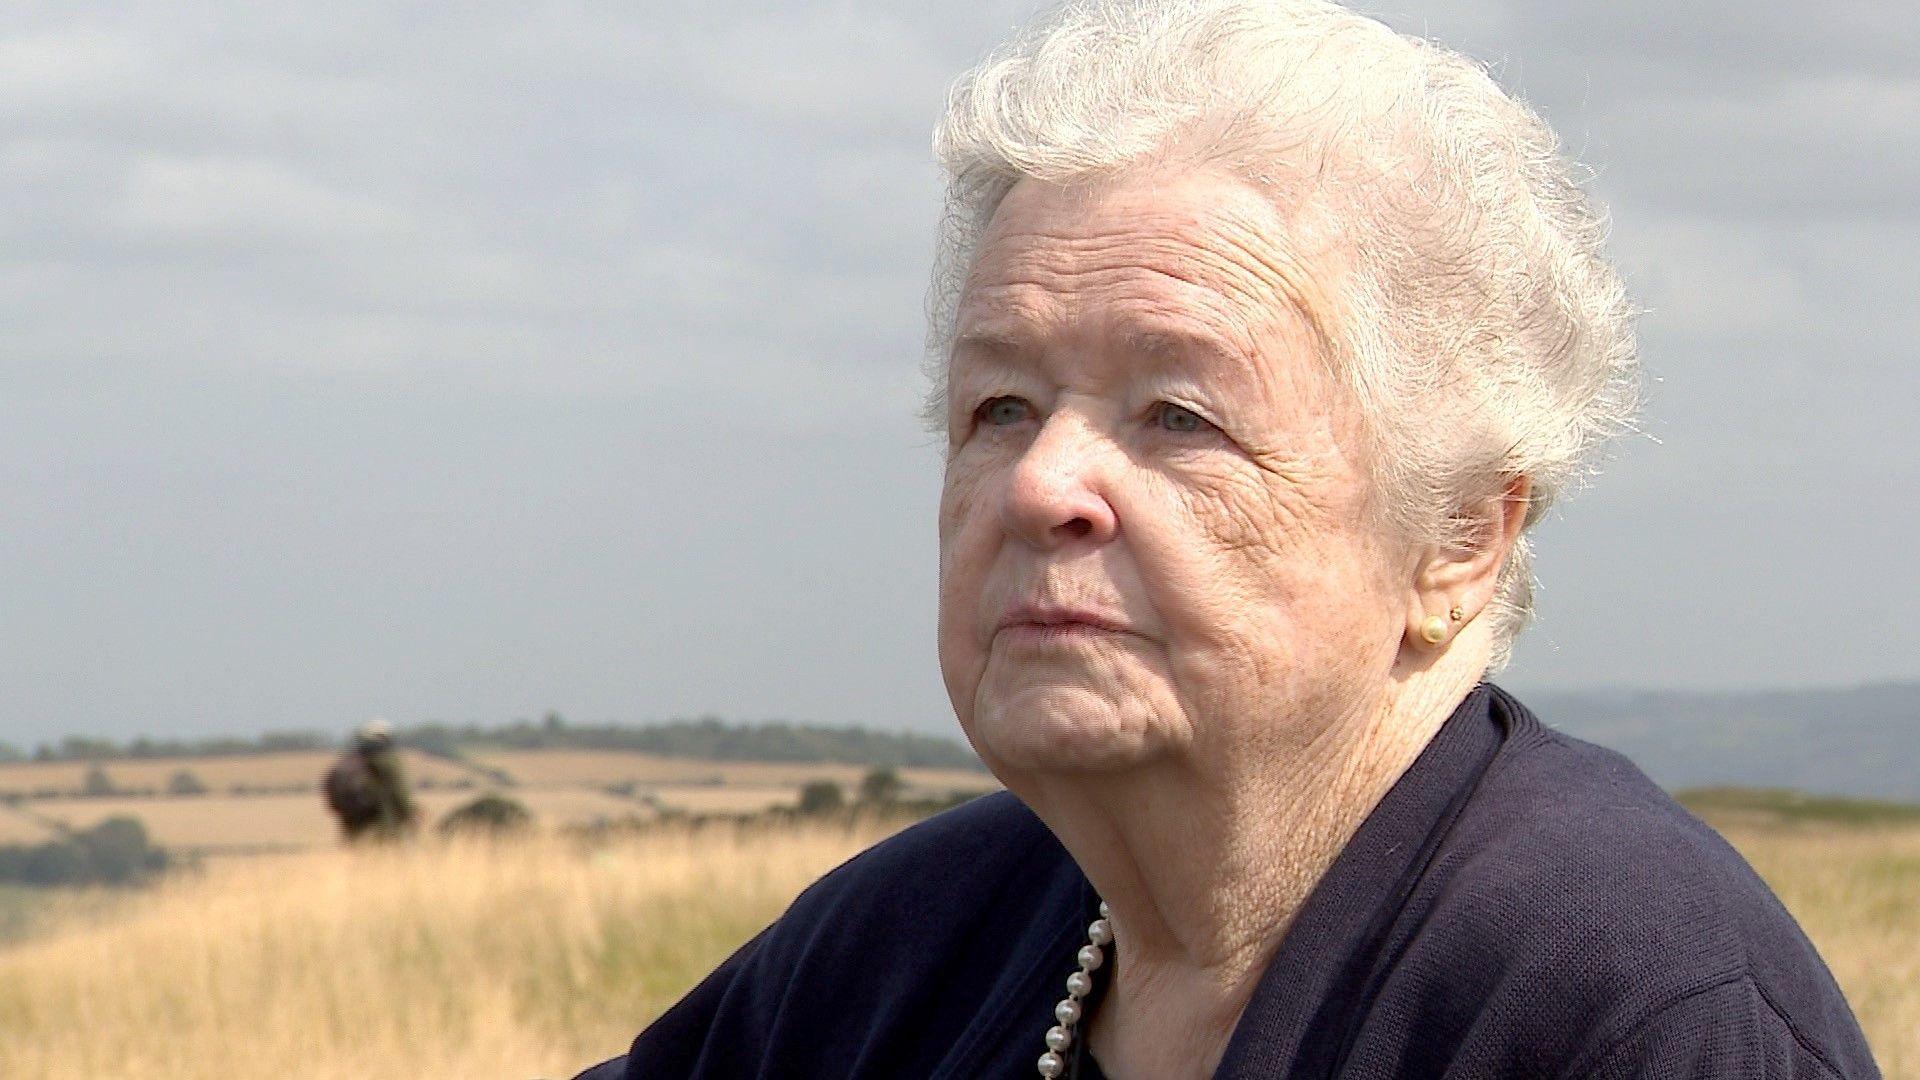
left=937, top=171, right=1414, bottom=779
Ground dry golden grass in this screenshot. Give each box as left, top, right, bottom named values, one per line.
left=3, top=749, right=993, bottom=854
left=0, top=807, right=57, bottom=844
left=1703, top=817, right=1920, bottom=1076
left=0, top=750, right=474, bottom=797
left=28, top=789, right=658, bottom=852
left=33, top=794, right=336, bottom=850
left=654, top=785, right=808, bottom=815
left=0, top=821, right=901, bottom=1080
left=471, top=749, right=993, bottom=800
left=18, top=773, right=973, bottom=854
left=0, top=806, right=1907, bottom=1078
left=504, top=788, right=657, bottom=824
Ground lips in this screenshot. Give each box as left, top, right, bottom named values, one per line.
left=997, top=604, right=1133, bottom=636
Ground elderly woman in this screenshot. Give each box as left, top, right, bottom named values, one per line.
left=578, top=1, right=1878, bottom=1076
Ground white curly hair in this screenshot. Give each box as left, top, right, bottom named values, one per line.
left=925, top=0, right=1641, bottom=670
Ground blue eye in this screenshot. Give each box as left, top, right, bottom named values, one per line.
left=1155, top=402, right=1207, bottom=433
left=978, top=396, right=1033, bottom=426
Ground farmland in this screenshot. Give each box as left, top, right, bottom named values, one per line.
left=0, top=761, right=1910, bottom=1077
left=0, top=750, right=477, bottom=797
left=0, top=748, right=994, bottom=855
left=0, top=821, right=904, bottom=1079
left=1688, top=791, right=1920, bottom=1073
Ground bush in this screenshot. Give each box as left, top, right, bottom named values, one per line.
left=858, top=768, right=903, bottom=806
left=796, top=781, right=845, bottom=816
left=12, top=842, right=85, bottom=885
left=76, top=818, right=162, bottom=885
left=438, top=794, right=534, bottom=838
left=81, top=764, right=118, bottom=798
left=0, top=816, right=168, bottom=887
left=167, top=770, right=208, bottom=796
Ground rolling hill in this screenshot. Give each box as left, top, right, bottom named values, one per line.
left=1522, top=681, right=1920, bottom=801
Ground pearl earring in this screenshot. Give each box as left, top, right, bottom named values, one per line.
left=1419, top=614, right=1449, bottom=644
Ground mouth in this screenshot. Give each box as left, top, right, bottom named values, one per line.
left=995, top=605, right=1134, bottom=641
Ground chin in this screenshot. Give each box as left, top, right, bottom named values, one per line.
left=964, top=683, right=1174, bottom=775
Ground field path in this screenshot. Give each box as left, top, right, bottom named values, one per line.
left=0, top=800, right=69, bottom=842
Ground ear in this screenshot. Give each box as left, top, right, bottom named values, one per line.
left=1403, top=475, right=1532, bottom=649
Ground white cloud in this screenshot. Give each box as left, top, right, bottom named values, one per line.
left=1592, top=73, right=1920, bottom=218
left=108, top=153, right=406, bottom=242
left=0, top=0, right=1913, bottom=744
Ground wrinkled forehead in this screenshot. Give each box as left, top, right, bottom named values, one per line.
left=953, top=170, right=1347, bottom=375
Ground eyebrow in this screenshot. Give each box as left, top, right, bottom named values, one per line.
left=949, top=329, right=1031, bottom=363
left=1121, top=327, right=1244, bottom=370
left=953, top=324, right=1243, bottom=361
left=949, top=323, right=1263, bottom=401
left=1119, top=327, right=1267, bottom=402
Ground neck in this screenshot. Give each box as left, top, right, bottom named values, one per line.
left=1016, top=651, right=1487, bottom=1078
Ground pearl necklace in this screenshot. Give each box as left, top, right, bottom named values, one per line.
left=1037, top=900, right=1112, bottom=1078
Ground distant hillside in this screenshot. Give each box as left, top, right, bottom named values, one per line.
left=1677, top=787, right=1920, bottom=827
left=13, top=684, right=1912, bottom=795
left=1522, top=682, right=1920, bottom=801
left=411, top=716, right=984, bottom=771
left=4, top=715, right=985, bottom=773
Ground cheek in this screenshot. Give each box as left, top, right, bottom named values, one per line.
left=939, top=437, right=1008, bottom=531
left=938, top=455, right=994, bottom=587
left=937, top=456, right=1004, bottom=664
left=937, top=464, right=976, bottom=551
left=1194, top=455, right=1330, bottom=553
left=1133, top=458, right=1392, bottom=645
left=1121, top=464, right=1300, bottom=606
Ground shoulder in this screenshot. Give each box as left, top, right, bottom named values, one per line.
left=1407, top=687, right=1876, bottom=1073
left=1452, top=691, right=1756, bottom=949
left=776, top=790, right=1065, bottom=933
left=1568, top=973, right=1873, bottom=1080
left=1449, top=686, right=1818, bottom=969
left=710, top=780, right=1082, bottom=983
left=835, top=787, right=1056, bottom=879
left=619, top=791, right=1084, bottom=1076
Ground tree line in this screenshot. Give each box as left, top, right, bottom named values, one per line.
left=1, top=714, right=983, bottom=772
left=405, top=714, right=983, bottom=770
left=0, top=817, right=169, bottom=887
left=1, top=732, right=335, bottom=763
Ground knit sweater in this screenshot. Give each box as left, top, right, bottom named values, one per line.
left=577, top=685, right=1880, bottom=1078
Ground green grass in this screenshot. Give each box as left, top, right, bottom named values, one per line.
left=1678, top=787, right=1920, bottom=827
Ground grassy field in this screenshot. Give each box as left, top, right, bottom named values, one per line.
left=0, top=820, right=903, bottom=1079
left=0, top=806, right=58, bottom=844
left=0, top=884, right=54, bottom=944
left=0, top=749, right=995, bottom=854
left=0, top=795, right=1910, bottom=1078
left=466, top=749, right=988, bottom=795
left=0, top=750, right=476, bottom=797
left=1690, top=805, right=1919, bottom=1075
left=24, top=789, right=660, bottom=852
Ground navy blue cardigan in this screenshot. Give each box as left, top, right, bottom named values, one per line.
left=577, top=686, right=1879, bottom=1078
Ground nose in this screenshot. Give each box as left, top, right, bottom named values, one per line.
left=1001, top=411, right=1119, bottom=548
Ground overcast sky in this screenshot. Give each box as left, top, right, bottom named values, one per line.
left=3, top=1, right=1916, bottom=748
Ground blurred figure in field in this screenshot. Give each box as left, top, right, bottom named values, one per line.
left=323, top=719, right=418, bottom=843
